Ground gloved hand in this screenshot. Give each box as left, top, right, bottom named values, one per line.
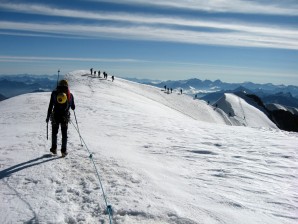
left=46, top=117, right=49, bottom=123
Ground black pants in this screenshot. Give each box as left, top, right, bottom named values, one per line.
left=51, top=115, right=68, bottom=152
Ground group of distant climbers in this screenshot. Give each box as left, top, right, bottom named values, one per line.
left=90, top=68, right=114, bottom=81
left=163, top=85, right=183, bottom=95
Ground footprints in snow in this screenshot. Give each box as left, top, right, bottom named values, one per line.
left=49, top=153, right=105, bottom=223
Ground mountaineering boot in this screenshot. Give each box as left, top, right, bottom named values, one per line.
left=50, top=146, right=57, bottom=155
left=61, top=148, right=68, bottom=157
left=61, top=152, right=68, bottom=157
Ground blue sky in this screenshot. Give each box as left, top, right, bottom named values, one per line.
left=0, top=0, right=298, bottom=85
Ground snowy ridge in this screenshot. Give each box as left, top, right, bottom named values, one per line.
left=67, top=70, right=228, bottom=126
left=0, top=70, right=297, bottom=223
left=67, top=70, right=277, bottom=129
left=214, top=93, right=278, bottom=128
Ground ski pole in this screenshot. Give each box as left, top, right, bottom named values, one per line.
left=73, top=110, right=83, bottom=146
left=46, top=122, right=48, bottom=140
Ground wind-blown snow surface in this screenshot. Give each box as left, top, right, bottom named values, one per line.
left=0, top=70, right=297, bottom=224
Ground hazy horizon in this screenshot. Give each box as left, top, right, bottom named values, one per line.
left=1, top=72, right=298, bottom=87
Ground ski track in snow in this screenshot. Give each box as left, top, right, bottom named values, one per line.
left=0, top=70, right=297, bottom=224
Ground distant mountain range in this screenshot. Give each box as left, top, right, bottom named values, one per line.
left=127, top=78, right=298, bottom=108
left=142, top=78, right=298, bottom=97
left=0, top=74, right=59, bottom=99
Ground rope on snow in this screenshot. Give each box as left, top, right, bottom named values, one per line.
left=70, top=115, right=113, bottom=224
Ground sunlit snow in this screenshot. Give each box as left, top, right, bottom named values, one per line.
left=0, top=70, right=297, bottom=223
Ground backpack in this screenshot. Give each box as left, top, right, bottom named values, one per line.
left=53, top=86, right=71, bottom=115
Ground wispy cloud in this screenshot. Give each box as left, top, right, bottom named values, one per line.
left=0, top=55, right=253, bottom=70
left=0, top=55, right=143, bottom=63
left=0, top=1, right=297, bottom=84
left=0, top=2, right=298, bottom=50
left=89, top=0, right=298, bottom=16
left=1, top=20, right=297, bottom=50
left=1, top=2, right=298, bottom=36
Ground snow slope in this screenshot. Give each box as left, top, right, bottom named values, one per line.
left=0, top=70, right=297, bottom=224
left=214, top=93, right=278, bottom=128
left=69, top=70, right=228, bottom=126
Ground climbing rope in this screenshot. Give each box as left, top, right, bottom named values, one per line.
left=70, top=115, right=113, bottom=224
left=73, top=110, right=83, bottom=146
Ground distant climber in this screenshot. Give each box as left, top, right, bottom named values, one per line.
left=180, top=89, right=183, bottom=94
left=46, top=79, right=75, bottom=157
left=103, top=72, right=108, bottom=79
left=112, top=76, right=114, bottom=82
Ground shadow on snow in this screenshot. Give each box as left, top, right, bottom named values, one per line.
left=0, top=154, right=60, bottom=179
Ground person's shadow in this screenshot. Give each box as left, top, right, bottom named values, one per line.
left=0, top=154, right=60, bottom=180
